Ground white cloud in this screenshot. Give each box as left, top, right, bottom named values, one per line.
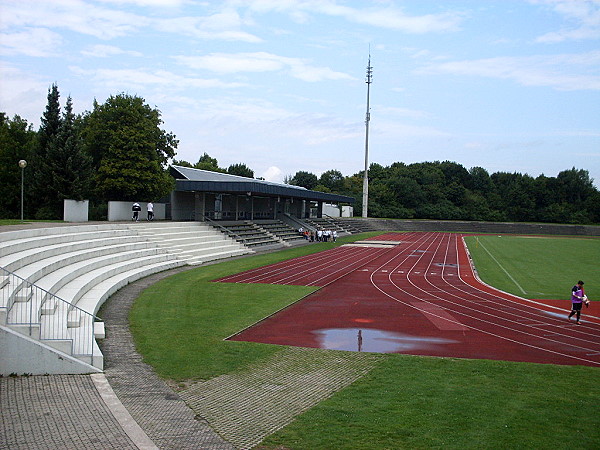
left=69, top=66, right=246, bottom=91
left=1, top=0, right=147, bottom=40
left=154, top=9, right=263, bottom=42
left=174, top=52, right=354, bottom=82
left=261, top=166, right=283, bottom=182
left=0, top=65, right=49, bottom=126
left=530, top=0, right=600, bottom=42
left=235, top=0, right=465, bottom=33
left=0, top=28, right=63, bottom=57
left=417, top=51, right=600, bottom=91
left=96, top=0, right=185, bottom=6
left=80, top=44, right=143, bottom=58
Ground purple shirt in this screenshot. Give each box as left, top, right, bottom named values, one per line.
left=572, top=288, right=583, bottom=303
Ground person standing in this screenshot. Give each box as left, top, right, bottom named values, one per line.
left=147, top=202, right=154, bottom=221
left=569, top=280, right=586, bottom=324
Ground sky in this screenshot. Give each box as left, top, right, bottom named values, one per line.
left=1, top=0, right=599, bottom=187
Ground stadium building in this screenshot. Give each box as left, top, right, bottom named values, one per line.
left=169, top=165, right=355, bottom=222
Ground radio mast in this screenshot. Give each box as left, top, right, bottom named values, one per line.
left=362, top=52, right=373, bottom=218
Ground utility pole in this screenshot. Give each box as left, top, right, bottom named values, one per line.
left=362, top=52, right=373, bottom=218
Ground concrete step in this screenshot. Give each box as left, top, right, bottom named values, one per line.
left=7, top=241, right=159, bottom=289
left=184, top=247, right=253, bottom=265
left=75, top=259, right=186, bottom=315
left=54, top=254, right=182, bottom=310
left=0, top=227, right=136, bottom=259
left=34, top=247, right=172, bottom=299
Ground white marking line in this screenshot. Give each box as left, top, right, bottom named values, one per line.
left=478, top=239, right=527, bottom=295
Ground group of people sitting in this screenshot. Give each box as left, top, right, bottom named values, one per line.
left=298, top=227, right=338, bottom=242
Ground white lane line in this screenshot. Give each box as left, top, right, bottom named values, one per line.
left=477, top=239, right=527, bottom=295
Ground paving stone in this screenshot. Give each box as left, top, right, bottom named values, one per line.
left=179, top=346, right=381, bottom=450
left=0, top=374, right=137, bottom=450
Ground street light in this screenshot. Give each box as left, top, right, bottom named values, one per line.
left=19, top=159, right=27, bottom=221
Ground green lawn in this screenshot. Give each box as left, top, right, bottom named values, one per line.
left=129, top=232, right=600, bottom=449
left=464, top=235, right=599, bottom=301
left=0, top=219, right=64, bottom=226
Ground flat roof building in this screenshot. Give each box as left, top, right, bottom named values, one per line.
left=169, top=165, right=355, bottom=221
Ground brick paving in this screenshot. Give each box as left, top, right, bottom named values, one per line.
left=179, top=346, right=381, bottom=450
left=0, top=375, right=137, bottom=450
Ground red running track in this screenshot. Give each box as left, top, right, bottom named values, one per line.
left=217, top=232, right=600, bottom=367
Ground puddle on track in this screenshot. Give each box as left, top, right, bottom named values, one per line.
left=312, top=328, right=457, bottom=353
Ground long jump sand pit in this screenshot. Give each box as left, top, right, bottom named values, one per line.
left=216, top=232, right=600, bottom=367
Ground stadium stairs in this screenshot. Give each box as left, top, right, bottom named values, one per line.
left=211, top=219, right=307, bottom=250
left=0, top=221, right=252, bottom=375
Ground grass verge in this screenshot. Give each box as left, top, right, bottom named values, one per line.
left=261, top=356, right=599, bottom=450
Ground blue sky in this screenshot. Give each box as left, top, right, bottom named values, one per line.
left=1, top=0, right=599, bottom=186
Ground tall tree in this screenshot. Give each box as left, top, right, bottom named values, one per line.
left=38, top=84, right=61, bottom=153
left=31, top=84, right=62, bottom=217
left=319, top=169, right=344, bottom=193
left=82, top=94, right=178, bottom=202
left=44, top=96, right=93, bottom=217
left=0, top=113, right=36, bottom=218
left=290, top=171, right=318, bottom=189
left=193, top=153, right=225, bottom=172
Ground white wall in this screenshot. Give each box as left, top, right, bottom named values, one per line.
left=108, top=201, right=165, bottom=221
left=64, top=199, right=89, bottom=222
left=323, top=203, right=341, bottom=217
left=0, top=325, right=101, bottom=375
left=342, top=205, right=353, bottom=218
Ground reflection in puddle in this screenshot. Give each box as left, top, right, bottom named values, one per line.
left=312, top=328, right=456, bottom=353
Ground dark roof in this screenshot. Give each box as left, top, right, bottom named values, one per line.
left=170, top=165, right=355, bottom=203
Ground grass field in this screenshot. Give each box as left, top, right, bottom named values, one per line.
left=129, top=232, right=600, bottom=449
left=464, top=235, right=598, bottom=301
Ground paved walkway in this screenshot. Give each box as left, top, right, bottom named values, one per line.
left=180, top=347, right=380, bottom=449
left=0, top=374, right=138, bottom=449
left=98, top=267, right=234, bottom=450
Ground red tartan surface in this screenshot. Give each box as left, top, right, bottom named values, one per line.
left=217, top=233, right=600, bottom=367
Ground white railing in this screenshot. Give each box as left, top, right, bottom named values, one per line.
left=0, top=266, right=100, bottom=364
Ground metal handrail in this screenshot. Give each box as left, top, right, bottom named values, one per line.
left=0, top=266, right=100, bottom=363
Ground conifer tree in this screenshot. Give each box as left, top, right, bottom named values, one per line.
left=32, top=84, right=62, bottom=218
left=45, top=96, right=93, bottom=217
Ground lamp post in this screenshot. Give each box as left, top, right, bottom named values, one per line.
left=19, top=159, right=27, bottom=221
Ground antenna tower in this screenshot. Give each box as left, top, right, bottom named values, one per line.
left=362, top=52, right=373, bottom=218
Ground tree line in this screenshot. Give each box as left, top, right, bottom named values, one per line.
left=1, top=84, right=177, bottom=219
left=176, top=156, right=599, bottom=225
left=1, top=84, right=598, bottom=224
